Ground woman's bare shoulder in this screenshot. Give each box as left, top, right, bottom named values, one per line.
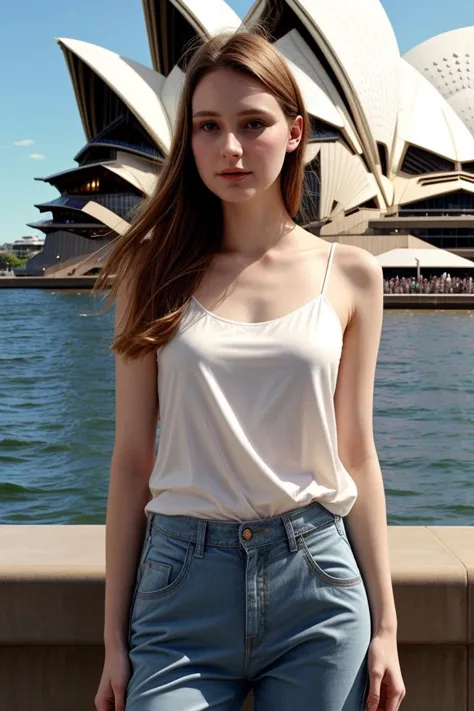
left=321, top=241, right=382, bottom=334
left=335, top=243, right=382, bottom=283
left=335, top=243, right=383, bottom=323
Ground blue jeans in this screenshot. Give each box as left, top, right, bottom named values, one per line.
left=126, top=500, right=371, bottom=710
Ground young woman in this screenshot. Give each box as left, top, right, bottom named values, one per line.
left=94, top=31, right=405, bottom=711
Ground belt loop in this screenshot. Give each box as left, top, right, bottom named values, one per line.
left=282, top=514, right=298, bottom=553
left=194, top=520, right=207, bottom=558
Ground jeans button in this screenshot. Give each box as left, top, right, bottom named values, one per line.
left=242, top=528, right=253, bottom=541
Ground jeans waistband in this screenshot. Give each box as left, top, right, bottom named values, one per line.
left=146, top=500, right=339, bottom=557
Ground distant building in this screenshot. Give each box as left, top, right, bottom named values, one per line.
left=11, top=235, right=44, bottom=259
left=29, top=0, right=474, bottom=275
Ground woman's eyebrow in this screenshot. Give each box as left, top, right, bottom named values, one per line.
left=192, top=109, right=274, bottom=119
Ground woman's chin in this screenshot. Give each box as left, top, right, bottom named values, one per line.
left=218, top=188, right=258, bottom=204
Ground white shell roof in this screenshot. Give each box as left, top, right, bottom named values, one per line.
left=105, top=151, right=159, bottom=196
left=404, top=27, right=474, bottom=134
left=445, top=90, right=474, bottom=137
left=81, top=201, right=130, bottom=235
left=246, top=0, right=400, bottom=177
left=57, top=38, right=172, bottom=152
left=274, top=30, right=362, bottom=155
left=393, top=174, right=474, bottom=206
left=274, top=32, right=343, bottom=128
left=143, top=0, right=243, bottom=74
left=298, top=0, right=400, bottom=147
left=160, top=65, right=186, bottom=126
left=304, top=143, right=321, bottom=164
left=393, top=59, right=474, bottom=169
left=318, top=141, right=379, bottom=217
left=379, top=176, right=393, bottom=208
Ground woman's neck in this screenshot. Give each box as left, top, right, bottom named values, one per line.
left=220, top=188, right=296, bottom=256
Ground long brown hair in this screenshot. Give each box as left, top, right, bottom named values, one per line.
left=93, top=30, right=310, bottom=359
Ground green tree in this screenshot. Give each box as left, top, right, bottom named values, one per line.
left=0, top=252, right=22, bottom=270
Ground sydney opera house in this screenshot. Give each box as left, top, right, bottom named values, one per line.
left=25, top=0, right=474, bottom=276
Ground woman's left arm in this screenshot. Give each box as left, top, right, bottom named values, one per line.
left=334, top=247, right=406, bottom=711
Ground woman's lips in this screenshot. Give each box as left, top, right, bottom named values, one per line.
left=218, top=172, right=252, bottom=182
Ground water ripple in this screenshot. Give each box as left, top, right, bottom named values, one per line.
left=1, top=291, right=473, bottom=525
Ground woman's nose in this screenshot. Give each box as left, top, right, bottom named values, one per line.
left=221, top=133, right=243, bottom=158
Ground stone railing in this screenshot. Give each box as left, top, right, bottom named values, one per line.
left=0, top=525, right=472, bottom=711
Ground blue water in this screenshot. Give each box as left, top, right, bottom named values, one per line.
left=1, top=289, right=473, bottom=525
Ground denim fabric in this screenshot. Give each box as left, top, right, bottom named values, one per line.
left=125, top=500, right=371, bottom=711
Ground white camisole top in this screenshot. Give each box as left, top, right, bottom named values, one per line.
left=145, top=242, right=358, bottom=521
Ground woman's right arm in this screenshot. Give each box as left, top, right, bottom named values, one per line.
left=103, top=282, right=159, bottom=653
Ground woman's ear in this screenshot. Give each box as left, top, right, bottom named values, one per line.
left=286, top=115, right=303, bottom=153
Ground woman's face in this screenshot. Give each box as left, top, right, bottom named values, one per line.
left=191, top=68, right=302, bottom=204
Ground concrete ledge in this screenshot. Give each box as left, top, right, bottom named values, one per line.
left=1, top=526, right=473, bottom=711
left=429, top=527, right=474, bottom=643
left=384, top=294, right=474, bottom=308
left=0, top=276, right=98, bottom=288
left=388, top=527, right=467, bottom=644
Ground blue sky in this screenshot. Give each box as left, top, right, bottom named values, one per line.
left=1, top=0, right=473, bottom=241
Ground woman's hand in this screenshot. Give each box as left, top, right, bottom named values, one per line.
left=95, top=644, right=131, bottom=711
left=365, top=631, right=406, bottom=711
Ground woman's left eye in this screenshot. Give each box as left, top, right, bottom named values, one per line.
left=246, top=120, right=265, bottom=129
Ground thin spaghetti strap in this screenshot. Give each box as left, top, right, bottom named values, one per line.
left=320, top=242, right=337, bottom=296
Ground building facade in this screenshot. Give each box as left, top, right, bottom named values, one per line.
left=27, top=0, right=474, bottom=274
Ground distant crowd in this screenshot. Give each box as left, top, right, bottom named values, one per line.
left=384, top=273, right=474, bottom=294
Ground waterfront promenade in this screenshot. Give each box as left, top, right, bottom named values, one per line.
left=0, top=523, right=472, bottom=711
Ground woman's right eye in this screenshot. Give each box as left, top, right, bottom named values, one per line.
left=201, top=122, right=219, bottom=132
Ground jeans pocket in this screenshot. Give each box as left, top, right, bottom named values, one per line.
left=298, top=520, right=362, bottom=588
left=135, top=526, right=194, bottom=600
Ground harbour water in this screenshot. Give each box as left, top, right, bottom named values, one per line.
left=1, top=289, right=473, bottom=525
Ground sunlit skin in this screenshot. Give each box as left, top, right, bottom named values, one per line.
left=191, top=67, right=303, bottom=253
